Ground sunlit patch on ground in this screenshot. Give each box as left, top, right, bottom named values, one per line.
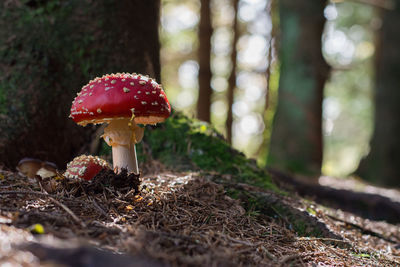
left=319, top=175, right=400, bottom=203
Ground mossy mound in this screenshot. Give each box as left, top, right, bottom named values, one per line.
left=99, top=112, right=345, bottom=237
left=137, top=112, right=278, bottom=192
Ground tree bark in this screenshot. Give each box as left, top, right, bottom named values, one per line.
left=356, top=2, right=400, bottom=187
left=226, top=0, right=239, bottom=144
left=197, top=0, right=213, bottom=122
left=0, top=0, right=160, bottom=169
left=267, top=0, right=330, bottom=177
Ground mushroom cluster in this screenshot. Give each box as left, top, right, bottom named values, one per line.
left=70, top=73, right=171, bottom=174
left=16, top=158, right=57, bottom=178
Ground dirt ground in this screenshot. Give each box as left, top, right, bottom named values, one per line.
left=1, top=162, right=400, bottom=266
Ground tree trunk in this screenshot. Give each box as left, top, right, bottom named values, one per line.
left=267, top=0, right=330, bottom=177
left=0, top=0, right=160, bottom=169
left=197, top=0, right=213, bottom=122
left=226, top=0, right=239, bottom=144
left=356, top=3, right=400, bottom=187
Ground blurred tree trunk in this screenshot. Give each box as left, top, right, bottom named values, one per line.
left=197, top=0, right=213, bottom=122
left=0, top=0, right=160, bottom=169
left=356, top=3, right=400, bottom=187
left=226, top=0, right=239, bottom=144
left=267, top=0, right=330, bottom=177
left=256, top=0, right=277, bottom=160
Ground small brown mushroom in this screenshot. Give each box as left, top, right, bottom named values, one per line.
left=16, top=158, right=43, bottom=178
left=16, top=158, right=58, bottom=178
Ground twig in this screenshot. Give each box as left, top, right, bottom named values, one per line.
left=260, top=246, right=277, bottom=261
left=223, top=234, right=261, bottom=247
left=279, top=252, right=317, bottom=266
left=297, top=237, right=352, bottom=248
left=278, top=253, right=302, bottom=266
left=0, top=190, right=57, bottom=198
left=0, top=190, right=84, bottom=203
left=90, top=197, right=110, bottom=219
left=20, top=209, right=71, bottom=225
left=326, top=214, right=400, bottom=243
left=49, top=197, right=86, bottom=227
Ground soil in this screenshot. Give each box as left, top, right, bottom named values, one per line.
left=1, top=162, right=400, bottom=266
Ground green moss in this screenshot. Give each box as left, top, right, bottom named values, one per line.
left=352, top=253, right=371, bottom=259
left=0, top=0, right=103, bottom=140
left=99, top=112, right=330, bottom=237
left=224, top=183, right=324, bottom=237
left=137, top=112, right=277, bottom=191
left=225, top=188, right=263, bottom=215
left=225, top=188, right=242, bottom=200
left=224, top=187, right=325, bottom=237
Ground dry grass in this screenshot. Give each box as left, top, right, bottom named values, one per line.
left=0, top=165, right=399, bottom=266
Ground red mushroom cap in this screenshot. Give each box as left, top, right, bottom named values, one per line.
left=64, top=155, right=110, bottom=180
left=70, top=73, right=171, bottom=126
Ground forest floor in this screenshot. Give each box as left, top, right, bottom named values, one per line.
left=1, top=160, right=400, bottom=266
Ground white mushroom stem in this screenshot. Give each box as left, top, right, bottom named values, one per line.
left=102, top=118, right=144, bottom=174
left=111, top=143, right=138, bottom=174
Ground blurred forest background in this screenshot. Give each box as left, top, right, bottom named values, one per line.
left=160, top=0, right=376, bottom=176
left=1, top=0, right=399, bottom=186
left=161, top=0, right=399, bottom=186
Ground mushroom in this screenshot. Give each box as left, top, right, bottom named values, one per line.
left=70, top=73, right=171, bottom=174
left=16, top=158, right=42, bottom=178
left=36, top=161, right=58, bottom=178
left=16, top=158, right=58, bottom=178
left=64, top=155, right=110, bottom=180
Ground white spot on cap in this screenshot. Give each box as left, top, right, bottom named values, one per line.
left=137, top=91, right=141, bottom=94
left=105, top=87, right=112, bottom=91
left=152, top=101, right=159, bottom=106
left=141, top=101, right=147, bottom=105
left=152, top=91, right=156, bottom=94
left=97, top=108, right=102, bottom=114
left=145, top=92, right=150, bottom=95
left=111, top=80, right=116, bottom=84
left=78, top=99, right=83, bottom=104
left=130, top=82, right=134, bottom=86
left=139, top=81, right=146, bottom=85
left=90, top=85, right=94, bottom=88
left=134, top=95, right=139, bottom=99
left=122, top=79, right=126, bottom=82
left=123, top=87, right=130, bottom=93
